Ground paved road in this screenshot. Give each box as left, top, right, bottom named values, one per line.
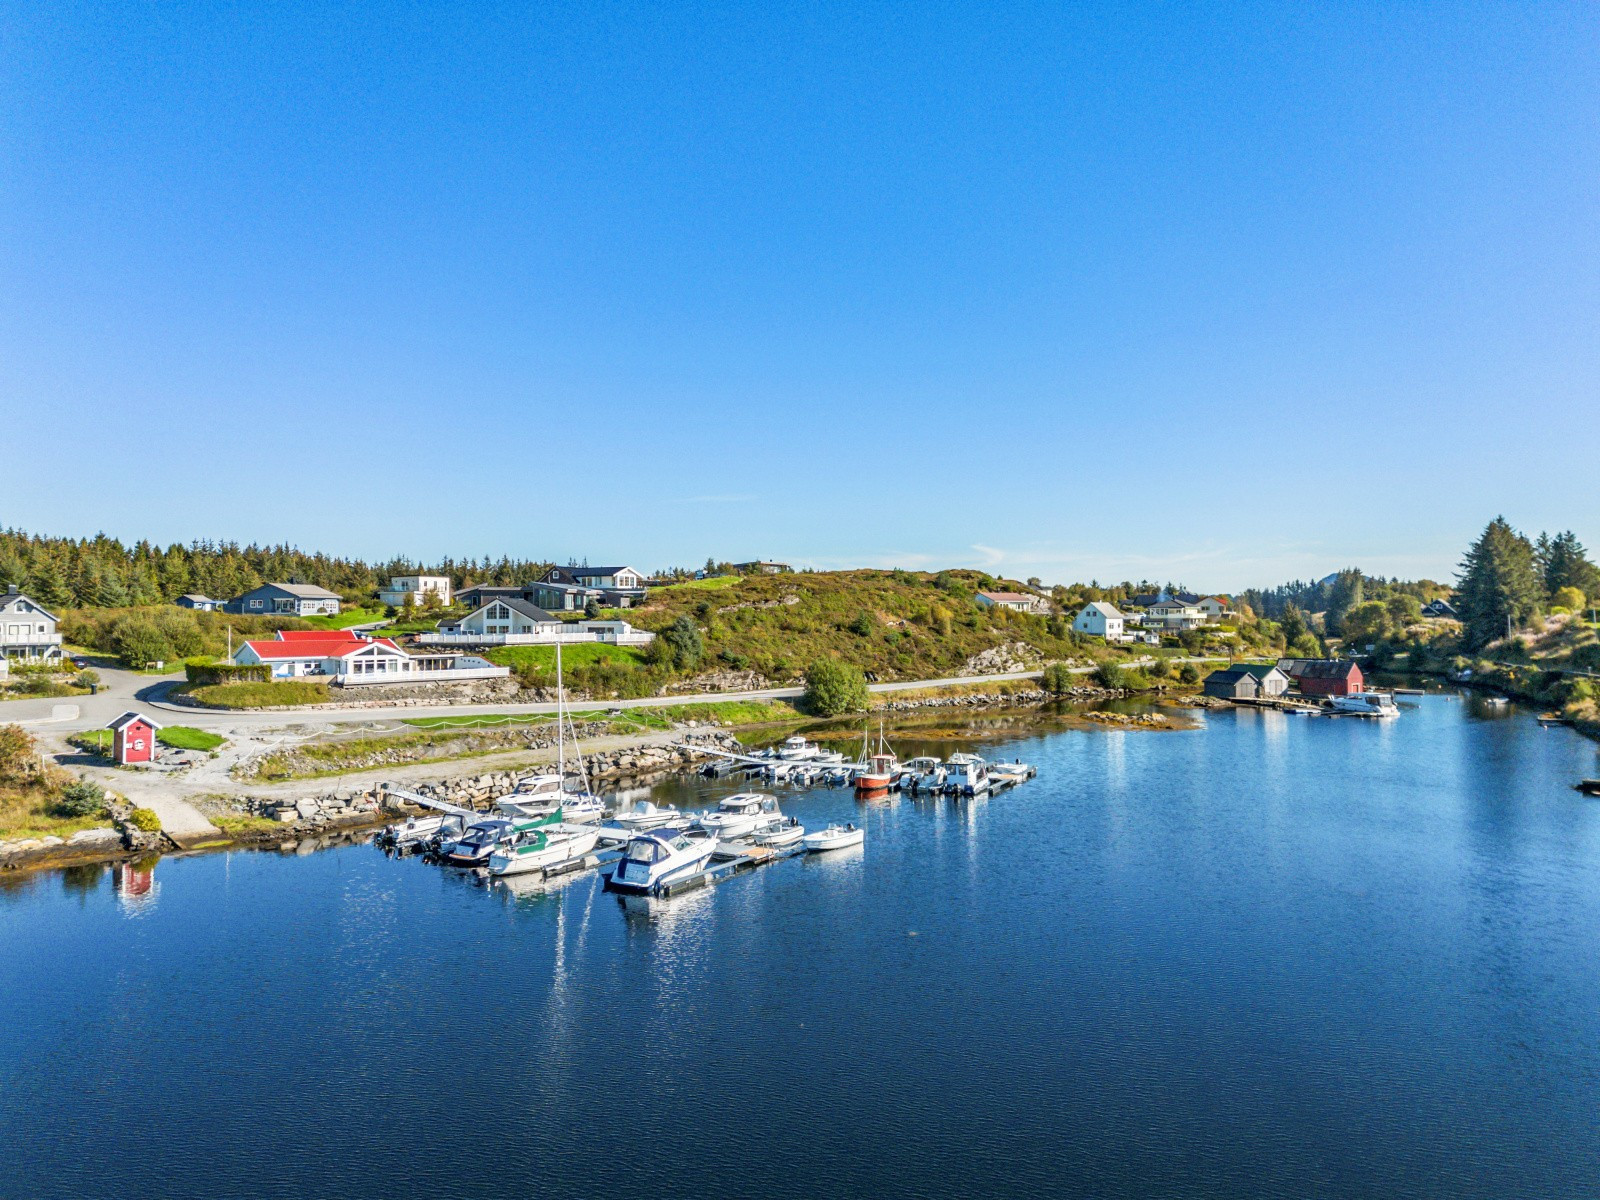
left=4, top=657, right=1220, bottom=735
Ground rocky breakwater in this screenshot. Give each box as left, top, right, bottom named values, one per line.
left=228, top=731, right=744, bottom=836
left=1082, top=710, right=1175, bottom=728
left=876, top=683, right=1133, bottom=713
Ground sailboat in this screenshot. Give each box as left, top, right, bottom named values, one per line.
left=854, top=720, right=900, bottom=793
left=496, top=642, right=606, bottom=823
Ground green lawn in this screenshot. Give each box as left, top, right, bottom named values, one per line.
left=183, top=680, right=331, bottom=708
left=298, top=608, right=391, bottom=630
left=656, top=575, right=744, bottom=591
left=486, top=644, right=647, bottom=671
left=73, top=725, right=227, bottom=753
left=403, top=713, right=556, bottom=730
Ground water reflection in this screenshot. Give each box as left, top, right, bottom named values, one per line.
left=113, top=857, right=159, bottom=914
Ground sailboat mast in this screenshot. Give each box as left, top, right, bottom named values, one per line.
left=556, top=641, right=565, bottom=777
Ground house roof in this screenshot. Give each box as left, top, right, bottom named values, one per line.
left=109, top=710, right=163, bottom=732
left=1205, top=665, right=1282, bottom=685
left=242, top=632, right=401, bottom=660
left=979, top=591, right=1037, bottom=603
left=245, top=582, right=341, bottom=600
left=548, top=565, right=636, bottom=580
left=465, top=596, right=558, bottom=623
left=1080, top=601, right=1122, bottom=618
left=0, top=590, right=56, bottom=620
left=1295, top=659, right=1362, bottom=680
left=178, top=593, right=216, bottom=603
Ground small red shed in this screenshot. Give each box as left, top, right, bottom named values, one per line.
left=109, top=711, right=162, bottom=765
left=1296, top=660, right=1365, bottom=697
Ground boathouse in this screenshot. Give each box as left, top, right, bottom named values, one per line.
left=1202, top=664, right=1290, bottom=700
left=1293, top=659, right=1365, bottom=696
left=109, top=711, right=162, bottom=765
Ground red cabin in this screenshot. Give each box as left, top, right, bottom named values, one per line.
left=109, top=711, right=162, bottom=764
left=1295, top=660, right=1365, bottom=696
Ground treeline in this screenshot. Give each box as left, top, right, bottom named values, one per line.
left=1455, top=520, right=1599, bottom=650
left=0, top=529, right=553, bottom=611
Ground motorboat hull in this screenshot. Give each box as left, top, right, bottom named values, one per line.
left=488, top=829, right=601, bottom=876
left=804, top=826, right=864, bottom=852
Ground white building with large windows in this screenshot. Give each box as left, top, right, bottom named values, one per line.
left=421, top=597, right=655, bottom=647
left=379, top=575, right=453, bottom=608
left=232, top=630, right=508, bottom=686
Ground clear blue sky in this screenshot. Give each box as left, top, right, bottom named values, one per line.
left=4, top=3, right=1597, bottom=589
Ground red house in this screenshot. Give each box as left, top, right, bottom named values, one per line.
left=109, top=711, right=162, bottom=765
left=1295, top=660, right=1365, bottom=697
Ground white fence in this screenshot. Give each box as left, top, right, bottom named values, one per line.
left=333, top=666, right=511, bottom=687
left=416, top=630, right=656, bottom=648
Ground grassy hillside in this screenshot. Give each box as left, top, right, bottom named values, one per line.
left=628, top=569, right=1109, bottom=682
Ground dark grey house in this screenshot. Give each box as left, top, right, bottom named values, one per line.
left=226, top=583, right=342, bottom=617
left=1422, top=599, right=1459, bottom=619
left=175, top=594, right=222, bottom=612
left=455, top=584, right=525, bottom=611
left=1203, top=664, right=1291, bottom=700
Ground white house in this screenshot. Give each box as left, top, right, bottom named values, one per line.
left=976, top=591, right=1051, bottom=615
left=1073, top=601, right=1126, bottom=642
left=232, top=630, right=508, bottom=686
left=1142, top=597, right=1207, bottom=631
left=1, top=586, right=63, bottom=665
left=379, top=575, right=452, bottom=608
left=1196, top=595, right=1235, bottom=622
left=438, top=597, right=564, bottom=639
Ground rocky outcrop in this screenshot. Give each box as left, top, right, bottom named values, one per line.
left=957, top=642, right=1047, bottom=676
left=662, top=670, right=772, bottom=694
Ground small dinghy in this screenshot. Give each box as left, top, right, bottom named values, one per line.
left=756, top=818, right=805, bottom=848
left=803, top=823, right=864, bottom=852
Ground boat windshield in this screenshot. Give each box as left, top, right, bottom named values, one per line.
left=627, top=839, right=666, bottom=863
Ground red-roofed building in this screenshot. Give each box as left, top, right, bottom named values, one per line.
left=234, top=630, right=411, bottom=679
left=231, top=630, right=511, bottom=687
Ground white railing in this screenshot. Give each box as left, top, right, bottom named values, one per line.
left=334, top=666, right=511, bottom=687
left=416, top=630, right=656, bottom=647
left=0, top=631, right=63, bottom=648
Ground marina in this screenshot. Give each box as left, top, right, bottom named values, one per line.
left=7, top=695, right=1600, bottom=1200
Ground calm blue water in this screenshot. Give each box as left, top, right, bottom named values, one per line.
left=4, top=695, right=1600, bottom=1199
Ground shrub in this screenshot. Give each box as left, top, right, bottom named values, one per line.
left=185, top=661, right=270, bottom=686
left=73, top=669, right=100, bottom=688
left=849, top=611, right=875, bottom=637
left=803, top=658, right=869, bottom=716
left=1553, top=586, right=1586, bottom=613
left=1179, top=662, right=1201, bottom=684
left=128, top=807, right=162, bottom=832
left=1094, top=663, right=1128, bottom=690
left=1041, top=663, right=1078, bottom=693
left=51, top=779, right=108, bottom=819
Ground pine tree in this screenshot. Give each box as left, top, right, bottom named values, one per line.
left=27, top=556, right=72, bottom=609
left=1540, top=531, right=1600, bottom=602
left=1456, top=517, right=1544, bottom=650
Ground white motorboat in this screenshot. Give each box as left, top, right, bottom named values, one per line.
left=811, top=749, right=846, bottom=766
left=612, top=800, right=683, bottom=830
left=487, top=814, right=602, bottom=877
left=777, top=735, right=823, bottom=760
left=697, top=793, right=783, bottom=841
left=438, top=817, right=522, bottom=867
left=755, top=818, right=805, bottom=847
left=944, top=752, right=990, bottom=796
left=1328, top=692, right=1400, bottom=718
left=988, top=760, right=1035, bottom=787
left=902, top=757, right=944, bottom=793
left=496, top=773, right=565, bottom=818
left=609, top=828, right=718, bottom=892
left=803, top=823, right=864, bottom=852
left=381, top=813, right=451, bottom=850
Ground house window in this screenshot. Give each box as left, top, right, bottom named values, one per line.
left=250, top=600, right=263, bottom=610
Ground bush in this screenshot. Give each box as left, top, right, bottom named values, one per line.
left=1094, top=663, right=1128, bottom=690
left=849, top=611, right=875, bottom=637
left=1179, top=662, right=1201, bottom=684
left=128, top=807, right=162, bottom=832
left=73, top=669, right=100, bottom=688
left=803, top=658, right=869, bottom=716
left=51, top=779, right=108, bottom=819
left=185, top=661, right=270, bottom=685
left=1040, top=662, right=1076, bottom=694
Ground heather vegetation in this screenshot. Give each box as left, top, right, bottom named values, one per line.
left=0, top=724, right=109, bottom=839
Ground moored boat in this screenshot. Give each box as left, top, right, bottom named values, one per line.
left=755, top=817, right=805, bottom=847
left=697, top=793, right=783, bottom=841
left=1328, top=692, right=1400, bottom=718
left=612, top=800, right=683, bottom=830
left=608, top=828, right=718, bottom=892
left=803, top=823, right=864, bottom=852
left=487, top=817, right=602, bottom=877
left=944, top=752, right=989, bottom=796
